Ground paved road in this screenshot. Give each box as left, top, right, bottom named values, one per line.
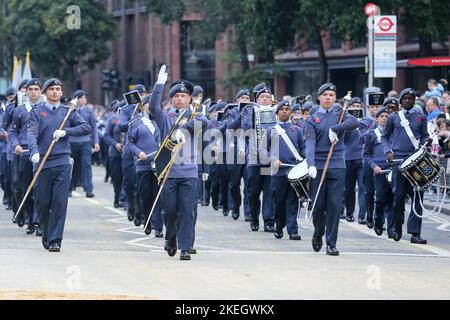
left=1, top=165, right=450, bottom=299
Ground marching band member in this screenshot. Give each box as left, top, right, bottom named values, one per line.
left=149, top=66, right=208, bottom=261
left=242, top=83, right=276, bottom=232
left=104, top=101, right=125, bottom=209
left=69, top=90, right=99, bottom=198
left=342, top=97, right=366, bottom=224
left=118, top=84, right=147, bottom=224
left=382, top=88, right=429, bottom=244
left=28, top=78, right=90, bottom=252
left=261, top=100, right=305, bottom=240
left=363, top=107, right=395, bottom=238
left=9, top=78, right=42, bottom=235
left=304, top=83, right=358, bottom=256
left=126, top=95, right=163, bottom=237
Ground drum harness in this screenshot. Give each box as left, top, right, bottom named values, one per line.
left=274, top=123, right=312, bottom=230
left=397, top=110, right=446, bottom=218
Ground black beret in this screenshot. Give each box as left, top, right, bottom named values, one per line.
left=110, top=99, right=119, bottom=109
left=236, top=89, right=251, bottom=99
left=275, top=99, right=290, bottom=114
left=214, top=101, right=228, bottom=112
left=18, top=79, right=29, bottom=90
left=399, top=88, right=416, bottom=103
left=133, top=84, right=147, bottom=94
left=350, top=97, right=362, bottom=106
left=253, top=83, right=271, bottom=101
left=72, top=90, right=87, bottom=100
left=332, top=103, right=342, bottom=111
left=291, top=103, right=301, bottom=112
left=302, top=102, right=314, bottom=111
left=317, top=82, right=337, bottom=96
left=169, top=80, right=194, bottom=97
left=42, top=78, right=62, bottom=93
left=383, top=97, right=399, bottom=107
left=26, top=78, right=41, bottom=89
left=376, top=107, right=389, bottom=118
left=192, top=85, right=204, bottom=97
left=5, top=86, right=17, bottom=97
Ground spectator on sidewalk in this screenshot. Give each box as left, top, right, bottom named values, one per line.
left=425, top=79, right=444, bottom=98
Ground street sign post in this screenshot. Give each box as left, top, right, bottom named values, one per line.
left=365, top=3, right=379, bottom=87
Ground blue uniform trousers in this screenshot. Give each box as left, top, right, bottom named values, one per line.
left=228, top=164, right=245, bottom=214
left=272, top=175, right=299, bottom=234
left=218, top=163, right=230, bottom=212
left=122, top=154, right=140, bottom=217
left=161, top=178, right=197, bottom=252
left=137, top=170, right=163, bottom=231
left=391, top=165, right=423, bottom=235
left=208, top=164, right=220, bottom=207
left=18, top=154, right=35, bottom=225
left=363, top=163, right=375, bottom=222
left=70, top=141, right=93, bottom=193
left=310, top=168, right=345, bottom=247
left=243, top=165, right=251, bottom=219
left=0, top=153, right=12, bottom=207
left=109, top=156, right=122, bottom=204
left=247, top=166, right=275, bottom=228
left=345, top=159, right=366, bottom=219
left=35, top=164, right=71, bottom=245
left=374, top=173, right=395, bottom=235
left=11, top=155, right=21, bottom=212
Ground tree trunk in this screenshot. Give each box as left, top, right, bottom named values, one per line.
left=418, top=33, right=433, bottom=57
left=237, top=32, right=249, bottom=71
left=317, top=30, right=328, bottom=83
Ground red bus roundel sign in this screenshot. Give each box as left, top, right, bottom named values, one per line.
left=364, top=3, right=378, bottom=17
left=377, top=17, right=394, bottom=32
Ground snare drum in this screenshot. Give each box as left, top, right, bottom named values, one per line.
left=399, top=148, right=443, bottom=191
left=287, top=161, right=309, bottom=200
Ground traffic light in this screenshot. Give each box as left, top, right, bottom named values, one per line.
left=101, top=69, right=112, bottom=90
left=101, top=69, right=121, bottom=91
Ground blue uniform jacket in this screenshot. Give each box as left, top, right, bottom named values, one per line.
left=69, top=106, right=99, bottom=145
left=28, top=103, right=91, bottom=169
left=104, top=115, right=123, bottom=157
left=363, top=127, right=390, bottom=170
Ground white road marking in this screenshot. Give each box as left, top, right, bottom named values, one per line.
left=342, top=220, right=450, bottom=257
left=72, top=191, right=82, bottom=197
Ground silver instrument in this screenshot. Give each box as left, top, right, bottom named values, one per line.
left=252, top=105, right=276, bottom=149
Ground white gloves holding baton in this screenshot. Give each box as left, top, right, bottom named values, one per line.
left=157, top=65, right=168, bottom=85
left=53, top=129, right=66, bottom=141
left=328, top=129, right=339, bottom=143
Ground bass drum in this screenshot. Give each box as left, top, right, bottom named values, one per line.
left=287, top=161, right=309, bottom=200
left=399, top=148, right=443, bottom=191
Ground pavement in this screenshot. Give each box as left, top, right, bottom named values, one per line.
left=0, top=165, right=450, bottom=300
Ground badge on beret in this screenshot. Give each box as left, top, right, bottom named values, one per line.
left=330, top=85, right=335, bottom=90
left=40, top=111, right=47, bottom=118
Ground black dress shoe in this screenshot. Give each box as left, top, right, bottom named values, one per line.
left=274, top=229, right=283, bottom=239
left=6, top=205, right=12, bottom=211
left=250, top=222, right=259, bottom=232
left=180, top=251, right=191, bottom=261
left=340, top=213, right=346, bottom=220
left=326, top=246, right=340, bottom=256
left=244, top=216, right=251, bottom=222
left=374, top=224, right=383, bottom=236
left=264, top=225, right=275, bottom=233
left=104, top=177, right=109, bottom=183
left=289, top=233, right=302, bottom=241
left=127, top=211, right=134, bottom=222
left=86, top=192, right=95, bottom=198
left=42, top=239, right=49, bottom=250
left=346, top=216, right=355, bottom=222
left=17, top=218, right=25, bottom=228
left=134, top=217, right=142, bottom=227
left=367, top=221, right=374, bottom=229
left=358, top=219, right=367, bottom=225
left=232, top=211, right=239, bottom=220
left=312, top=237, right=323, bottom=252
left=48, top=242, right=61, bottom=252
left=26, top=225, right=35, bottom=235
left=411, top=235, right=427, bottom=245
left=388, top=232, right=395, bottom=239
left=164, top=237, right=177, bottom=257
left=222, top=209, right=229, bottom=217
left=393, top=229, right=402, bottom=242
left=188, top=248, right=197, bottom=255
left=35, top=225, right=42, bottom=237
left=212, top=204, right=219, bottom=211
left=155, top=230, right=164, bottom=238
left=68, top=192, right=72, bottom=197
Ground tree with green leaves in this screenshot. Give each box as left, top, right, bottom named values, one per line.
left=6, top=0, right=118, bottom=90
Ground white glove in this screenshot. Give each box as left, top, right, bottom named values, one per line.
left=328, top=129, right=339, bottom=143
left=31, top=153, right=40, bottom=164
left=174, top=129, right=186, bottom=144
left=229, top=142, right=235, bottom=149
left=157, top=65, right=168, bottom=85
left=53, top=129, right=66, bottom=141
left=202, top=173, right=209, bottom=181
left=308, top=166, right=317, bottom=179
